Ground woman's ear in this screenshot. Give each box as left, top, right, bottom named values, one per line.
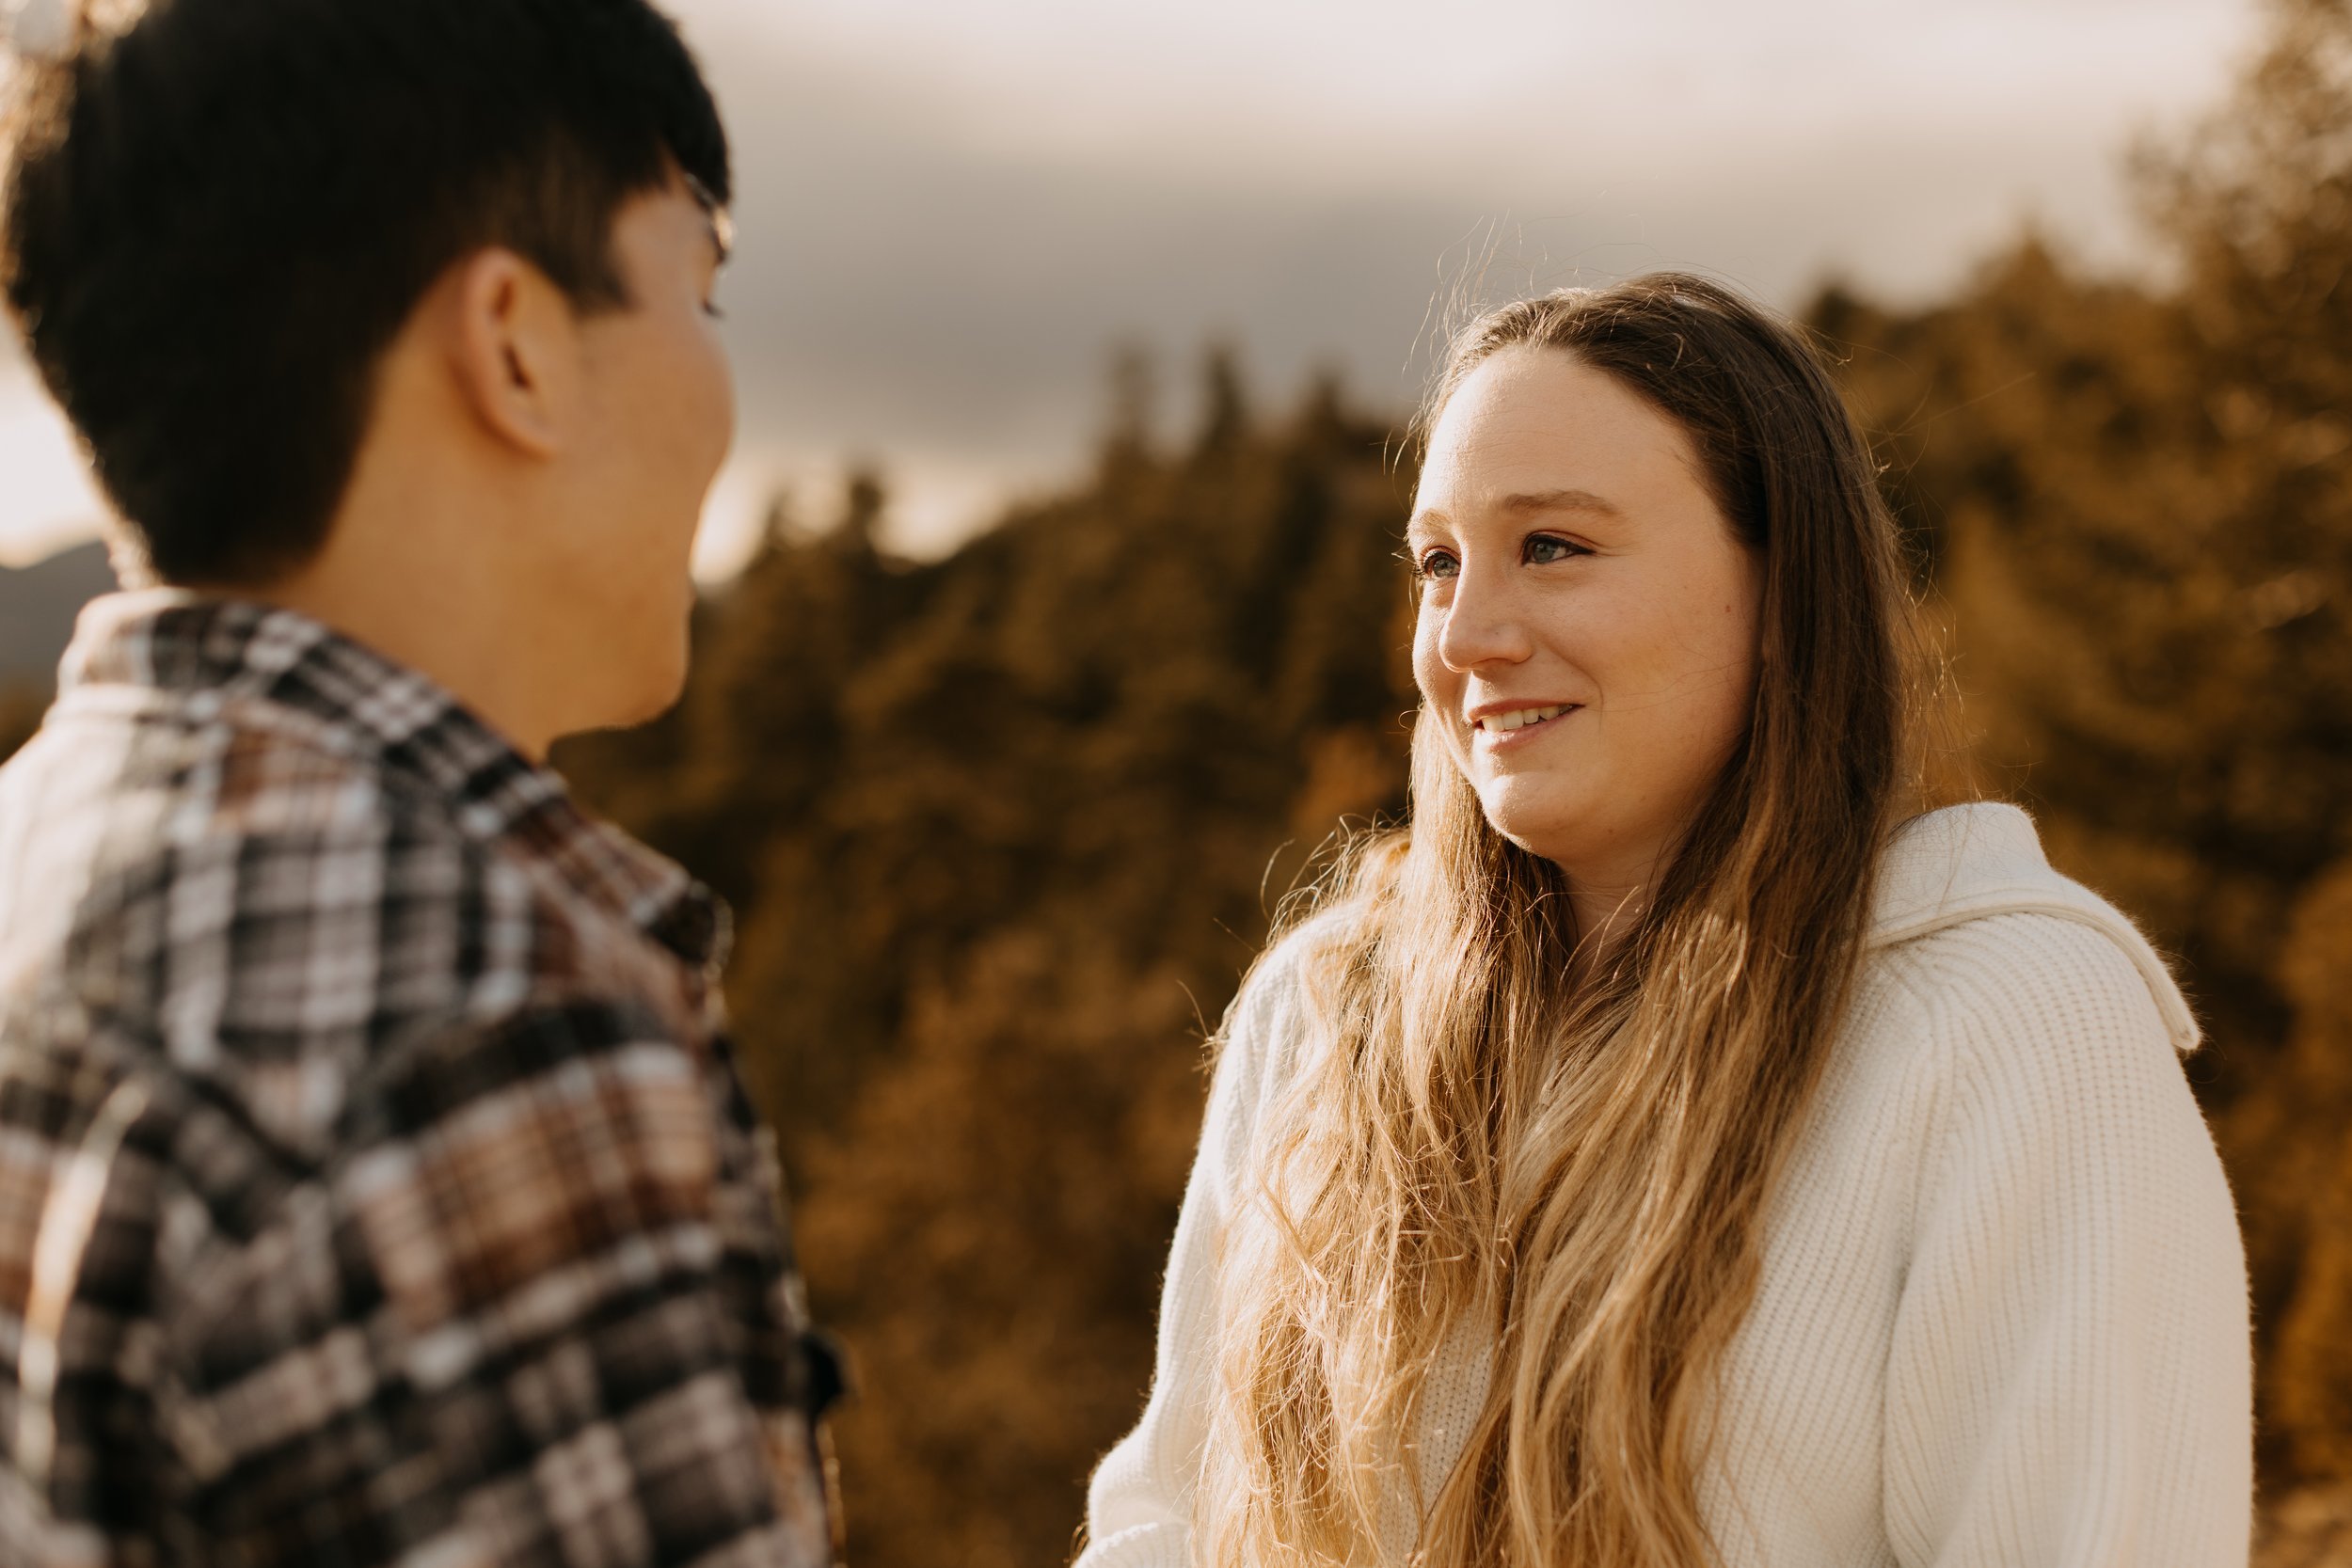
left=444, top=246, right=578, bottom=460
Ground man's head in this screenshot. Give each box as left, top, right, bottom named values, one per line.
left=4, top=0, right=736, bottom=745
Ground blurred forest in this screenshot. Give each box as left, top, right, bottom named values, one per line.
left=4, top=0, right=2350, bottom=1562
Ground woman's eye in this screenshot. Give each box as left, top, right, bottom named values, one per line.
left=1524, top=534, right=1583, bottom=565
left=1417, top=548, right=1460, bottom=581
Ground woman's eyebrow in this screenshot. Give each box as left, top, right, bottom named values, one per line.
left=1501, top=488, right=1621, bottom=518
left=1409, top=489, right=1620, bottom=539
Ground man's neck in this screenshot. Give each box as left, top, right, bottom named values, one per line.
left=216, top=501, right=564, bottom=761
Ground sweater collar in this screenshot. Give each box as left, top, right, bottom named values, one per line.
left=1870, top=802, right=2200, bottom=1053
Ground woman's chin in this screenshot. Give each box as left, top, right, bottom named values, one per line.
left=1483, top=813, right=1582, bottom=871
left=1477, top=782, right=1594, bottom=865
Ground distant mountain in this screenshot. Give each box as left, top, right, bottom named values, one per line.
left=0, top=540, right=116, bottom=690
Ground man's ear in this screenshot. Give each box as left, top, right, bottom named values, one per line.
left=445, top=247, right=578, bottom=460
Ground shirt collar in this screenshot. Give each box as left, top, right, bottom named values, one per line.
left=56, top=589, right=728, bottom=972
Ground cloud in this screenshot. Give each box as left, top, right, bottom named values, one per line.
left=0, top=0, right=2258, bottom=565
left=672, top=0, right=2249, bottom=549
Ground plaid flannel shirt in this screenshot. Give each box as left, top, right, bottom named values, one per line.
left=0, top=592, right=838, bottom=1567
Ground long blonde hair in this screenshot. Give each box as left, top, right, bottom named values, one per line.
left=1200, top=276, right=1928, bottom=1568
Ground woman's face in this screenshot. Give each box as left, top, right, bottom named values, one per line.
left=1409, top=344, right=1762, bottom=893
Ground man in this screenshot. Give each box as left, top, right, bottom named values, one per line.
left=0, top=2, right=839, bottom=1562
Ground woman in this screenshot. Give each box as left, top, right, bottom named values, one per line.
left=1078, top=276, right=2250, bottom=1568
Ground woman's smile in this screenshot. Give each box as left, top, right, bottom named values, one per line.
left=1468, top=701, right=1582, bottom=748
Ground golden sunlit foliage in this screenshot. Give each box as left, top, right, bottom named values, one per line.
left=558, top=367, right=1418, bottom=1567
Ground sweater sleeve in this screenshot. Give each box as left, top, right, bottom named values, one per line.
left=1882, top=914, right=2253, bottom=1568
left=1075, top=938, right=1308, bottom=1568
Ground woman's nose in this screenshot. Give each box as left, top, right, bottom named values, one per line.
left=1436, top=562, right=1535, bottom=673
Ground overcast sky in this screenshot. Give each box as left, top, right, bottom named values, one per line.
left=0, top=0, right=2261, bottom=572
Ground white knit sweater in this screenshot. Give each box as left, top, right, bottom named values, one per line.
left=1078, top=804, right=2252, bottom=1568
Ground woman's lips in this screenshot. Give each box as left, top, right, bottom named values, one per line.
left=1470, top=703, right=1582, bottom=744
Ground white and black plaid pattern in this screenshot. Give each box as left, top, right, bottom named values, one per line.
left=0, top=593, right=837, bottom=1567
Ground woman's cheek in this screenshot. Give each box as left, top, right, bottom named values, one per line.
left=1410, top=610, right=1451, bottom=705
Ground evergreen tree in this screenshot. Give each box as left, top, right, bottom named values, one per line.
left=558, top=360, right=1415, bottom=1567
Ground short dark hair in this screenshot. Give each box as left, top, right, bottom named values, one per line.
left=3, top=0, right=731, bottom=585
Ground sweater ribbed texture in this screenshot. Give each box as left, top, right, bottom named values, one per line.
left=1077, top=804, right=2252, bottom=1568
